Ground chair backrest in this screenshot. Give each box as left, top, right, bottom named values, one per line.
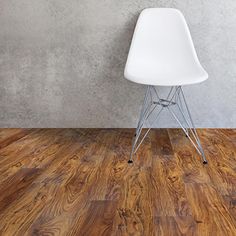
left=124, top=8, right=207, bottom=85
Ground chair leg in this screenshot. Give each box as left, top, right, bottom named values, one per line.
left=128, top=86, right=176, bottom=163
left=128, top=86, right=152, bottom=163
left=179, top=87, right=208, bottom=164
left=168, top=87, right=208, bottom=164
left=176, top=88, right=189, bottom=137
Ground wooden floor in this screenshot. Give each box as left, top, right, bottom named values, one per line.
left=0, top=129, right=235, bottom=236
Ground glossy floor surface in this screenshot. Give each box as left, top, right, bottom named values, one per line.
left=0, top=129, right=235, bottom=235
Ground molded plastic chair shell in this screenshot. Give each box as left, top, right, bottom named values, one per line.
left=124, top=8, right=208, bottom=86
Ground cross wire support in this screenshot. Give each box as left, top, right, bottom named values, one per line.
left=128, top=86, right=208, bottom=165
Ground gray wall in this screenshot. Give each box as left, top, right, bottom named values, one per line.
left=0, top=0, right=235, bottom=128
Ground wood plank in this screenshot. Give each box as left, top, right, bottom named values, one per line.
left=112, top=167, right=155, bottom=236
left=199, top=129, right=236, bottom=195
left=185, top=183, right=236, bottom=235
left=0, top=167, right=41, bottom=212
left=154, top=216, right=197, bottom=236
left=150, top=158, right=192, bottom=217
left=149, top=129, right=191, bottom=217
left=168, top=129, right=211, bottom=184
left=0, top=129, right=64, bottom=184
left=151, top=129, right=174, bottom=156
left=109, top=129, right=155, bottom=235
left=75, top=200, right=117, bottom=236
left=0, top=129, right=32, bottom=149
left=0, top=129, right=53, bottom=165
left=66, top=130, right=122, bottom=235
left=223, top=194, right=236, bottom=222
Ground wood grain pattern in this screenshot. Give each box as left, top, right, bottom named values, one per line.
left=0, top=128, right=235, bottom=235
left=77, top=200, right=117, bottom=236
left=0, top=129, right=33, bottom=149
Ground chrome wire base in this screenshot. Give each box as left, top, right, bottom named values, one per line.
left=129, top=86, right=208, bottom=164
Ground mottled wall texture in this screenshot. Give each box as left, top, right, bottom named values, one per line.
left=0, top=0, right=236, bottom=128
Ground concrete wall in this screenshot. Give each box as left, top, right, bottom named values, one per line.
left=0, top=0, right=235, bottom=128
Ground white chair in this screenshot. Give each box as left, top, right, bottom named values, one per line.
left=124, top=8, right=208, bottom=164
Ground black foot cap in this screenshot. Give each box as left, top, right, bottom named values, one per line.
left=203, top=161, right=208, bottom=165
left=128, top=160, right=133, bottom=164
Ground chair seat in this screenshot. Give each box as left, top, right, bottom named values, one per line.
left=124, top=8, right=208, bottom=86
left=125, top=62, right=208, bottom=86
